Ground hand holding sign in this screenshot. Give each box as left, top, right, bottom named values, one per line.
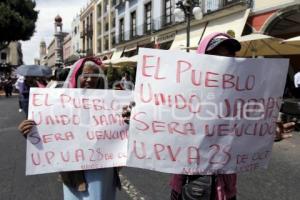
left=26, top=88, right=133, bottom=175
left=126, top=48, right=289, bottom=175
left=122, top=101, right=136, bottom=124
left=18, top=120, right=36, bottom=136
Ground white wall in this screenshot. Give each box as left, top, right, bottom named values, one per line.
left=252, top=0, right=300, bottom=13
left=116, top=0, right=165, bottom=40
left=71, top=15, right=81, bottom=54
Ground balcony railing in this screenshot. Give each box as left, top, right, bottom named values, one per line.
left=114, top=0, right=252, bottom=44
left=152, top=14, right=175, bottom=32
left=203, top=0, right=251, bottom=13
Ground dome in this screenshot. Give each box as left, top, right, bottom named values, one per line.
left=55, top=15, right=62, bottom=23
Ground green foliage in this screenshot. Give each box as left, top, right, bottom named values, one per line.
left=105, top=64, right=121, bottom=88
left=0, top=0, right=38, bottom=49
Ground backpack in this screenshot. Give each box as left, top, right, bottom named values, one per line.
left=181, top=175, right=216, bottom=200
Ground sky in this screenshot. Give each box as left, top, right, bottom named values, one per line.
left=22, top=0, right=89, bottom=64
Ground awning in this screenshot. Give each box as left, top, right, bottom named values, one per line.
left=202, top=9, right=250, bottom=38
left=169, top=23, right=206, bottom=50
left=124, top=44, right=137, bottom=53
left=111, top=48, right=124, bottom=60
left=103, top=56, right=137, bottom=67
left=156, top=32, right=176, bottom=44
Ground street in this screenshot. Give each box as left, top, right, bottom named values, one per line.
left=0, top=96, right=299, bottom=200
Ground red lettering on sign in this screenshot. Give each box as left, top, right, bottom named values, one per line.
left=187, top=146, right=200, bottom=165
left=142, top=55, right=165, bottom=79
left=45, top=151, right=55, bottom=164
left=75, top=149, right=85, bottom=162
left=133, top=140, right=147, bottom=159
left=176, top=60, right=192, bottom=83
left=32, top=93, right=53, bottom=107
left=205, top=72, right=219, bottom=87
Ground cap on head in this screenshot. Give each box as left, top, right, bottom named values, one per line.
left=197, top=32, right=241, bottom=54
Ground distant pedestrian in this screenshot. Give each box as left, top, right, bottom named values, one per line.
left=120, top=71, right=134, bottom=90
left=15, top=76, right=25, bottom=112
left=4, top=77, right=13, bottom=97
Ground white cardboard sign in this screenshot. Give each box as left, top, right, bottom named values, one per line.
left=26, top=88, right=133, bottom=175
left=126, top=48, right=289, bottom=175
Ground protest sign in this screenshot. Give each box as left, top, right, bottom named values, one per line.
left=26, top=88, right=133, bottom=175
left=127, top=48, right=289, bottom=175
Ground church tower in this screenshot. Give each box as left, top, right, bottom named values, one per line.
left=54, top=14, right=64, bottom=67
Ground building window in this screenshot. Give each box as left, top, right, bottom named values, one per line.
left=111, top=33, right=116, bottom=45
left=165, top=0, right=172, bottom=25
left=1, top=53, right=7, bottom=60
left=131, top=11, right=136, bottom=38
left=98, top=22, right=102, bottom=35
left=104, top=0, right=108, bottom=13
left=105, top=38, right=109, bottom=50
left=112, top=17, right=116, bottom=28
left=119, top=18, right=124, bottom=41
left=90, top=13, right=93, bottom=29
left=97, top=39, right=102, bottom=53
left=144, top=2, right=151, bottom=33
left=97, top=4, right=102, bottom=17
left=105, top=22, right=109, bottom=32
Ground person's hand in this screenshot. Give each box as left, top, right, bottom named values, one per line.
left=18, top=120, right=36, bottom=137
left=275, top=121, right=295, bottom=142
left=122, top=101, right=135, bottom=124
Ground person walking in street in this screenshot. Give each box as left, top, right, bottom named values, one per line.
left=4, top=77, right=13, bottom=97
left=15, top=75, right=25, bottom=112
left=18, top=57, right=120, bottom=200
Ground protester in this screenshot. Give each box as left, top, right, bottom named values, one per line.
left=168, top=32, right=295, bottom=200
left=18, top=58, right=120, bottom=200
left=121, top=32, right=296, bottom=200
left=120, top=71, right=134, bottom=90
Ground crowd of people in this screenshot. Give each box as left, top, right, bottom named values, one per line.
left=16, top=32, right=295, bottom=200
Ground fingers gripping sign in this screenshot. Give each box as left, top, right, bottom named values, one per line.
left=122, top=101, right=136, bottom=124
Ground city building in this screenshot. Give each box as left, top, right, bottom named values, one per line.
left=80, top=0, right=97, bottom=57
left=95, top=0, right=119, bottom=60
left=112, top=0, right=251, bottom=60
left=63, top=33, right=74, bottom=65
left=71, top=14, right=81, bottom=56
left=39, top=40, right=48, bottom=66
left=0, top=42, right=23, bottom=77
left=248, top=0, right=300, bottom=97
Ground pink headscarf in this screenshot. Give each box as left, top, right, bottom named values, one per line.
left=65, top=57, right=103, bottom=88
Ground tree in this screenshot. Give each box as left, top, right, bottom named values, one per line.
left=105, top=64, right=121, bottom=88
left=0, top=0, right=38, bottom=50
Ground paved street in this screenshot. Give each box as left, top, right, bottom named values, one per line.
left=0, top=96, right=299, bottom=200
